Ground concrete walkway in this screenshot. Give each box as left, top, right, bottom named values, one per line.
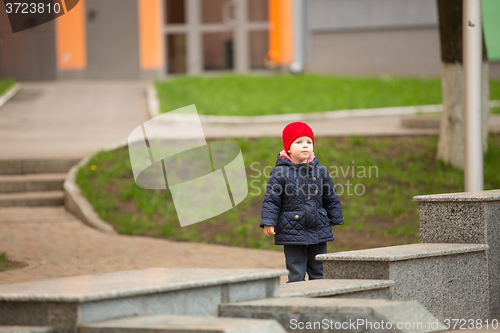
left=0, top=207, right=286, bottom=285
left=0, top=80, right=498, bottom=287
left=0, top=81, right=149, bottom=159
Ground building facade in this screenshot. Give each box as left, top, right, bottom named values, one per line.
left=0, top=0, right=498, bottom=81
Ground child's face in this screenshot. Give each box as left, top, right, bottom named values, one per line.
left=287, top=136, right=313, bottom=164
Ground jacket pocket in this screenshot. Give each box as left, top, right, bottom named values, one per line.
left=283, top=211, right=305, bottom=221
left=279, top=211, right=305, bottom=232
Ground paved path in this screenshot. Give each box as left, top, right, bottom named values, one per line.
left=0, top=81, right=149, bottom=159
left=0, top=207, right=286, bottom=285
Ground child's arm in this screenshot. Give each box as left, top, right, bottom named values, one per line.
left=260, top=167, right=284, bottom=232
left=322, top=168, right=344, bottom=226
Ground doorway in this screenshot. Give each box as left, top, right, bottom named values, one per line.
left=164, top=0, right=269, bottom=75
left=86, top=0, right=140, bottom=79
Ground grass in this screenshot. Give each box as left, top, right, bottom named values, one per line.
left=76, top=133, right=500, bottom=253
left=0, top=252, right=12, bottom=271
left=0, top=78, right=15, bottom=97
left=155, top=75, right=500, bottom=116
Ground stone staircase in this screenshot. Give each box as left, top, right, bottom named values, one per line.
left=0, top=159, right=79, bottom=207
left=0, top=266, right=443, bottom=333
left=317, top=243, right=489, bottom=320
left=1, top=189, right=498, bottom=332
left=315, top=190, right=500, bottom=322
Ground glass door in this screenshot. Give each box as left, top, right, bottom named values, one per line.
left=164, top=0, right=269, bottom=75
left=201, top=0, right=234, bottom=71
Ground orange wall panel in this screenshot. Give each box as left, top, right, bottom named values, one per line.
left=139, top=0, right=163, bottom=70
left=268, top=0, right=293, bottom=65
left=55, top=0, right=87, bottom=70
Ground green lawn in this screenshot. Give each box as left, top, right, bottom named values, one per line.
left=0, top=78, right=15, bottom=97
left=76, top=134, right=500, bottom=253
left=155, top=75, right=500, bottom=116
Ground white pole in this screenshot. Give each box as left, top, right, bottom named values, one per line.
left=290, top=0, right=304, bottom=73
left=463, top=0, right=484, bottom=192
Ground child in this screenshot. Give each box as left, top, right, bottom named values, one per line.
left=260, top=122, right=344, bottom=283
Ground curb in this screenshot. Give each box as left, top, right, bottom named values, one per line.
left=146, top=82, right=161, bottom=119
left=63, top=140, right=130, bottom=234
left=0, top=83, right=21, bottom=109
left=147, top=81, right=500, bottom=123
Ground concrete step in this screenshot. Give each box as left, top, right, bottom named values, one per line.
left=219, top=297, right=447, bottom=333
left=280, top=279, right=393, bottom=299
left=0, top=327, right=54, bottom=333
left=79, top=314, right=286, bottom=333
left=0, top=159, right=79, bottom=175
left=0, top=191, right=64, bottom=207
left=316, top=243, right=489, bottom=321
left=0, top=267, right=287, bottom=333
left=0, top=173, right=66, bottom=193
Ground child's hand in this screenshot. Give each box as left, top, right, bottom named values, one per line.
left=263, top=225, right=275, bottom=236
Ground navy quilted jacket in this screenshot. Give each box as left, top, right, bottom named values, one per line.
left=260, top=153, right=344, bottom=245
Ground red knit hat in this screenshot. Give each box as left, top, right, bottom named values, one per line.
left=282, top=122, right=314, bottom=153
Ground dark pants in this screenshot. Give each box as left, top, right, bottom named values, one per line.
left=283, top=242, right=327, bottom=283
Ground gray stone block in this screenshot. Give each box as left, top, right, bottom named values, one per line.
left=141, top=290, right=186, bottom=316
left=318, top=244, right=489, bottom=320
left=78, top=296, right=144, bottom=324
left=280, top=279, right=394, bottom=299
left=228, top=280, right=267, bottom=303
left=317, top=243, right=488, bottom=262
left=390, top=257, right=443, bottom=318
left=79, top=314, right=288, bottom=333
left=414, top=190, right=500, bottom=320
left=324, top=261, right=390, bottom=279
left=0, top=268, right=287, bottom=333
left=334, top=287, right=393, bottom=300
left=0, top=302, right=78, bottom=333
left=418, top=202, right=485, bottom=244
left=219, top=297, right=447, bottom=333
left=485, top=201, right=500, bottom=320
left=439, top=253, right=488, bottom=320
left=184, top=285, right=222, bottom=316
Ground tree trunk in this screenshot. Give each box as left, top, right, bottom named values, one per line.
left=435, top=0, right=490, bottom=170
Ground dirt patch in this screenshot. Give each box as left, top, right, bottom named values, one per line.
left=0, top=259, right=29, bottom=273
